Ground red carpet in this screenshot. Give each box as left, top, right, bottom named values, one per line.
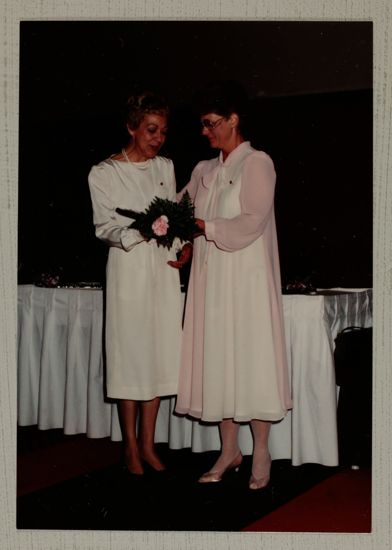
left=18, top=427, right=371, bottom=532
left=242, top=467, right=371, bottom=532
left=17, top=431, right=122, bottom=496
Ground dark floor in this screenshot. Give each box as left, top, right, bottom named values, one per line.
left=17, top=426, right=341, bottom=531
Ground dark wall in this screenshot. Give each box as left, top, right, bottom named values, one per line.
left=252, top=90, right=373, bottom=288
left=18, top=21, right=372, bottom=289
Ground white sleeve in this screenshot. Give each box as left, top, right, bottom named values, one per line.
left=88, top=164, right=144, bottom=252
left=205, top=153, right=276, bottom=251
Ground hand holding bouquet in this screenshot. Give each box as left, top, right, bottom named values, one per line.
left=116, top=191, right=198, bottom=250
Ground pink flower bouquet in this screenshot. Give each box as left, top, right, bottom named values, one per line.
left=151, top=215, right=169, bottom=237
left=116, top=191, right=197, bottom=250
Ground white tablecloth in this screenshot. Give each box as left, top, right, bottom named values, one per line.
left=17, top=285, right=372, bottom=466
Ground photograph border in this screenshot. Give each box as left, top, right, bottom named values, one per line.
left=1, top=1, right=390, bottom=549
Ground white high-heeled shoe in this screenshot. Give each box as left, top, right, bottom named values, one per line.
left=249, top=453, right=271, bottom=490
left=198, top=452, right=243, bottom=483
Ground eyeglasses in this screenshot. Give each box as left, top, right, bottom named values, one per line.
left=200, top=117, right=225, bottom=130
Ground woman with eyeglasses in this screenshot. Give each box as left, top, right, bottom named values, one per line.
left=174, top=82, right=292, bottom=490
left=88, top=90, right=183, bottom=477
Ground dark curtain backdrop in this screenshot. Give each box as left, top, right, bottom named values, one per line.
left=18, top=21, right=372, bottom=289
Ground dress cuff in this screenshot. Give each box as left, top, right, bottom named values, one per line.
left=120, top=227, right=144, bottom=251
left=204, top=220, right=215, bottom=242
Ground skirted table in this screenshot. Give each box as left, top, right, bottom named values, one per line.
left=17, top=285, right=372, bottom=466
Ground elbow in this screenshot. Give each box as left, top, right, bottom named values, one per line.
left=95, top=225, right=119, bottom=248
left=95, top=225, right=108, bottom=243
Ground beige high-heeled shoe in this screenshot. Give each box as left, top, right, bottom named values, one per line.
left=198, top=452, right=243, bottom=483
left=249, top=453, right=271, bottom=490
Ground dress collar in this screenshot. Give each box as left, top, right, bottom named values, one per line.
left=218, top=141, right=252, bottom=166
left=201, top=141, right=253, bottom=189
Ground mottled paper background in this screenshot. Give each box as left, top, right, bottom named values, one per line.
left=1, top=1, right=390, bottom=549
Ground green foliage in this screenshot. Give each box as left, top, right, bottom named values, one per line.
left=116, top=191, right=198, bottom=249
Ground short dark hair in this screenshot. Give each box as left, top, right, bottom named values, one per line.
left=125, top=90, right=169, bottom=130
left=196, top=81, right=250, bottom=137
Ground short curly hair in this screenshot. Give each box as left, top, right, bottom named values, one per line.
left=125, top=90, right=169, bottom=130
left=196, top=81, right=250, bottom=138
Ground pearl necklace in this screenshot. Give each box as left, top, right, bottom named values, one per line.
left=121, top=147, right=150, bottom=170
left=122, top=148, right=131, bottom=163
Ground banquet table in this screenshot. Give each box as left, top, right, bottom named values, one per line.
left=17, top=284, right=372, bottom=466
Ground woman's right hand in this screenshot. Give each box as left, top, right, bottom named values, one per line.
left=139, top=230, right=150, bottom=242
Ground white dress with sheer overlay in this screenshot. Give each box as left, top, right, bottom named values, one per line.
left=175, top=142, right=292, bottom=422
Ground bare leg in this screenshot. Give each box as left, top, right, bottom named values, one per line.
left=249, top=419, right=271, bottom=489
left=215, top=418, right=242, bottom=467
left=199, top=418, right=242, bottom=482
left=139, top=397, right=166, bottom=471
left=118, top=399, right=144, bottom=475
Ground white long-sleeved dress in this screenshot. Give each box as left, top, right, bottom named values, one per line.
left=175, top=141, right=292, bottom=422
left=88, top=156, right=182, bottom=400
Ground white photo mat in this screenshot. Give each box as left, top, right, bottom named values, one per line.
left=1, top=1, right=390, bottom=549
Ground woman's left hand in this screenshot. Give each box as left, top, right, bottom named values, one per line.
left=167, top=242, right=193, bottom=269
left=194, top=218, right=205, bottom=237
